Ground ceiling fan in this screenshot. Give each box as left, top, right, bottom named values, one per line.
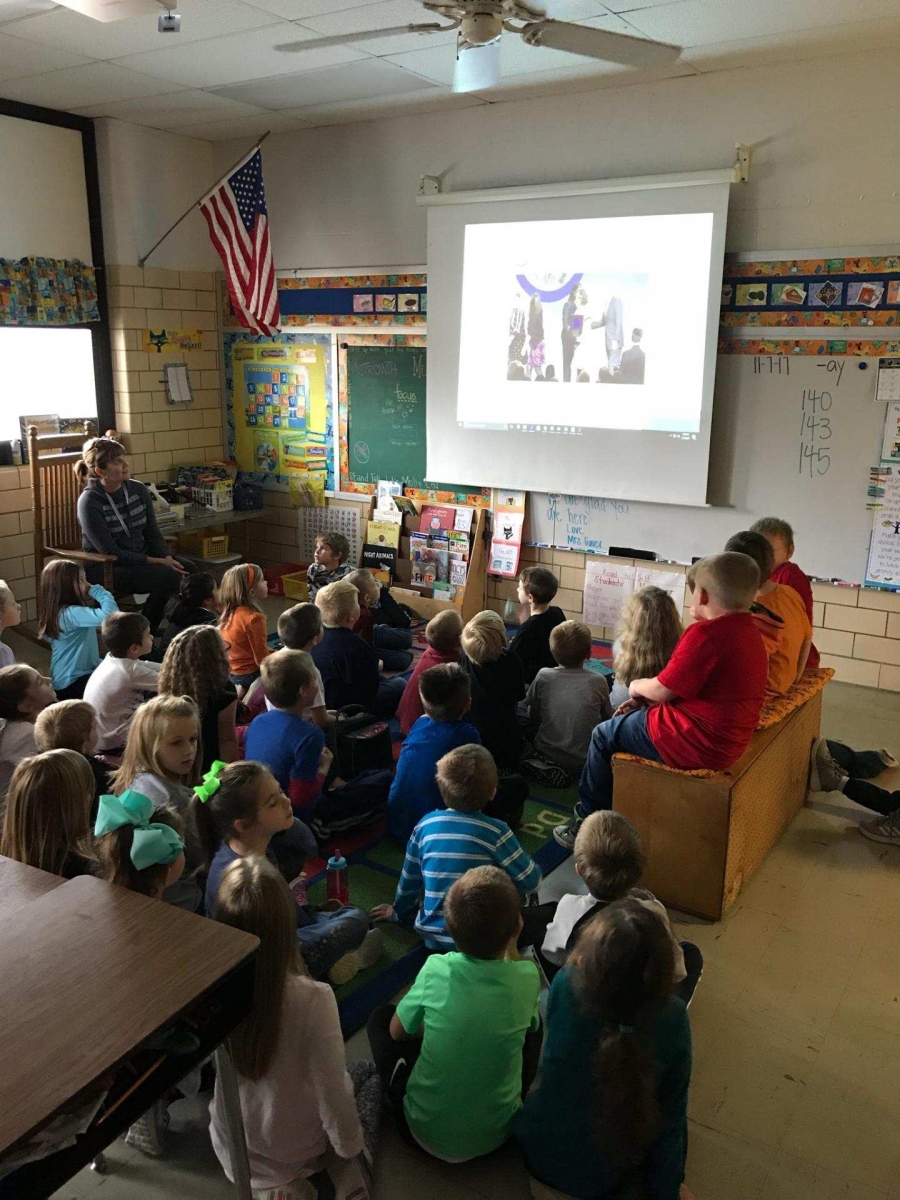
left=275, top=0, right=681, bottom=94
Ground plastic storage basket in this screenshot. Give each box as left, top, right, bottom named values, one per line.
left=180, top=531, right=229, bottom=558
left=282, top=572, right=309, bottom=601
left=192, top=480, right=234, bottom=511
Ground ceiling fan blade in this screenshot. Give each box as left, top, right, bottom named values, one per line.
left=452, top=39, right=501, bottom=92
left=519, top=20, right=681, bottom=68
left=276, top=22, right=454, bottom=52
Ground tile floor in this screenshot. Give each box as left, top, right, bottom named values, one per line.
left=14, top=633, right=898, bottom=1199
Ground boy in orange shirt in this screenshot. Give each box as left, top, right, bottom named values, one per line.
left=749, top=516, right=819, bottom=669
left=725, top=531, right=812, bottom=695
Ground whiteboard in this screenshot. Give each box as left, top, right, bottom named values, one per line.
left=526, top=353, right=882, bottom=584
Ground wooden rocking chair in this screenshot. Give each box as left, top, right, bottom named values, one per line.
left=26, top=424, right=138, bottom=643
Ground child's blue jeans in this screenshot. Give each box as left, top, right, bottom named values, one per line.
left=576, top=707, right=663, bottom=819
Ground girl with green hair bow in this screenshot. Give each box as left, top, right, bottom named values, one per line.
left=94, top=788, right=186, bottom=899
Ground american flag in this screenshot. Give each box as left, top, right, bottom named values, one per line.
left=199, top=148, right=280, bottom=336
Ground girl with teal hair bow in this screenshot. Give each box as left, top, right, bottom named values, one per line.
left=94, top=788, right=186, bottom=900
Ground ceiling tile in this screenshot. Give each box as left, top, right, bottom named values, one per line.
left=619, top=0, right=900, bottom=48
left=114, top=21, right=367, bottom=87
left=213, top=55, right=436, bottom=107
left=7, top=0, right=280, bottom=60
left=0, top=29, right=91, bottom=80
left=603, top=0, right=687, bottom=10
left=240, top=0, right=397, bottom=18
left=285, top=83, right=484, bottom=123
left=470, top=54, right=688, bottom=98
left=298, top=0, right=458, bottom=56
left=0, top=0, right=55, bottom=25
left=684, top=16, right=900, bottom=73
left=173, top=110, right=315, bottom=140
left=74, top=89, right=269, bottom=130
left=0, top=60, right=185, bottom=107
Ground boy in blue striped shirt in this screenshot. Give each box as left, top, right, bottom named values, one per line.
left=371, top=744, right=542, bottom=950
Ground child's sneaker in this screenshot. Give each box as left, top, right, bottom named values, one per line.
left=327, top=929, right=384, bottom=986
left=553, top=819, right=581, bottom=850
left=125, top=1099, right=169, bottom=1157
left=521, top=754, right=571, bottom=789
left=879, top=748, right=900, bottom=769
left=859, top=809, right=900, bottom=845
left=809, top=738, right=848, bottom=793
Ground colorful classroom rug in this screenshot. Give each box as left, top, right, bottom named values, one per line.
left=304, top=783, right=578, bottom=1037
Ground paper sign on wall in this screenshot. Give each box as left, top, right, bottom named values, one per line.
left=298, top=505, right=362, bottom=566
left=865, top=467, right=900, bottom=588
left=584, top=562, right=687, bottom=628
left=490, top=488, right=526, bottom=578
left=583, top=562, right=636, bottom=628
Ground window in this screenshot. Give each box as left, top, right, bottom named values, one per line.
left=0, top=327, right=98, bottom=444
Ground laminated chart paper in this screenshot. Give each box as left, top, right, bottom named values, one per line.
left=298, top=505, right=361, bottom=567
left=865, top=467, right=900, bottom=588
left=583, top=562, right=687, bottom=627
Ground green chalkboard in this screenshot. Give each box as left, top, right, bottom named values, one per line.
left=345, top=345, right=483, bottom=494
left=347, top=345, right=427, bottom=487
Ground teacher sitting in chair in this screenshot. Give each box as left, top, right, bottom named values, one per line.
left=75, top=436, right=195, bottom=634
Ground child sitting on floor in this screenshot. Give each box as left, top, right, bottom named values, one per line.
left=725, top=530, right=812, bottom=696
left=109, top=693, right=203, bottom=911
left=368, top=865, right=541, bottom=1162
left=312, top=580, right=404, bottom=719
left=219, top=564, right=271, bottom=691
left=515, top=899, right=692, bottom=1200
left=541, top=811, right=700, bottom=1003
left=274, top=602, right=332, bottom=730
left=509, top=565, right=566, bottom=684
left=372, top=743, right=541, bottom=951
left=557, top=551, right=767, bottom=848
left=192, top=759, right=380, bottom=985
left=387, top=663, right=480, bottom=842
left=0, top=664, right=56, bottom=795
left=160, top=570, right=219, bottom=655
left=39, top=558, right=119, bottom=700
left=347, top=569, right=413, bottom=673
left=0, top=579, right=21, bottom=668
left=461, top=609, right=527, bottom=770
left=750, top=515, right=819, bottom=668
left=608, top=586, right=684, bottom=710
left=34, top=699, right=112, bottom=813
left=83, top=612, right=160, bottom=754
left=210, top=856, right=380, bottom=1198
left=245, top=649, right=388, bottom=841
left=522, top=619, right=611, bottom=788
left=306, top=532, right=352, bottom=601
left=397, top=608, right=462, bottom=736
left=1, top=748, right=96, bottom=878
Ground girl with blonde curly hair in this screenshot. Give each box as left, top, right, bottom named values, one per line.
left=158, top=624, right=238, bottom=769
left=609, top=587, right=683, bottom=710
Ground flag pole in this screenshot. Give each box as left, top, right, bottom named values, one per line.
left=137, top=131, right=272, bottom=268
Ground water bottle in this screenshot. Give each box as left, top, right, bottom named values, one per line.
left=326, top=850, right=350, bottom=907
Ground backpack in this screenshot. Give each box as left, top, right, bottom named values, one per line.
left=333, top=705, right=393, bottom=778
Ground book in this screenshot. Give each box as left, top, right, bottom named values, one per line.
left=367, top=519, right=401, bottom=548
left=450, top=559, right=468, bottom=586
left=362, top=543, right=397, bottom=576
left=454, top=507, right=474, bottom=533
left=448, top=530, right=470, bottom=558
left=419, top=504, right=456, bottom=534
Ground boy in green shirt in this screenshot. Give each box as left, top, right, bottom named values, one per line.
left=366, top=865, right=542, bottom=1161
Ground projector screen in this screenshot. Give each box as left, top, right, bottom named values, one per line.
left=425, top=176, right=730, bottom=506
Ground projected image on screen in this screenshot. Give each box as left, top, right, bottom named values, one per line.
left=507, top=271, right=648, bottom=385
left=458, top=212, right=715, bottom=434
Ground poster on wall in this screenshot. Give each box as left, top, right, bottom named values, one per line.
left=865, top=466, right=900, bottom=588
left=583, top=562, right=687, bottom=627
left=224, top=334, right=334, bottom=495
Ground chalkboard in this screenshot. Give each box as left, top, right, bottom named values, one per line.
left=345, top=344, right=481, bottom=493
left=346, top=345, right=429, bottom=486
left=527, top=352, right=885, bottom=584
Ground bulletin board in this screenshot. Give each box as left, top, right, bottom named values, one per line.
left=223, top=331, right=334, bottom=493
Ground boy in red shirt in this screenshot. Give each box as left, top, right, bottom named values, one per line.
left=556, top=552, right=767, bottom=849
left=397, top=609, right=463, bottom=735
left=750, top=516, right=819, bottom=669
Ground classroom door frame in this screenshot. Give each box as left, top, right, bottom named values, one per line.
left=0, top=98, right=115, bottom=437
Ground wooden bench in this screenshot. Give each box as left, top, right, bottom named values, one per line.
left=612, top=670, right=832, bottom=921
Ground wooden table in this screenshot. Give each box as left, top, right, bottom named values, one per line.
left=0, top=864, right=258, bottom=1199
left=158, top=504, right=264, bottom=561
